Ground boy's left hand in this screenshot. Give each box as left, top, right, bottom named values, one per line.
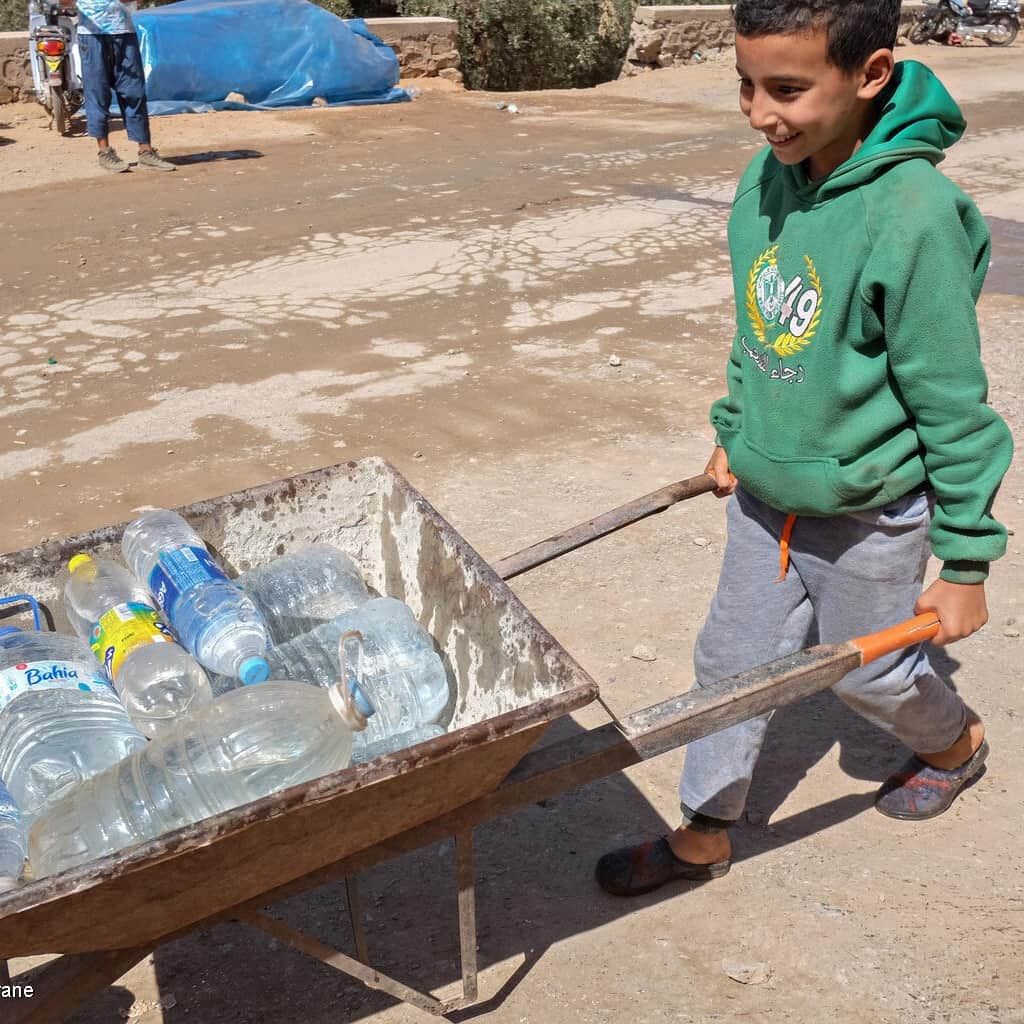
left=914, top=579, right=988, bottom=645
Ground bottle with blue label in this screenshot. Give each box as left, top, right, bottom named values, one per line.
left=121, top=510, right=271, bottom=685
left=0, top=778, right=26, bottom=891
left=64, top=554, right=214, bottom=738
left=0, top=598, right=147, bottom=824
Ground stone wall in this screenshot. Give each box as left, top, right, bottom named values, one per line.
left=363, top=17, right=462, bottom=83
left=0, top=30, right=32, bottom=104
left=621, top=3, right=930, bottom=77
left=0, top=17, right=461, bottom=105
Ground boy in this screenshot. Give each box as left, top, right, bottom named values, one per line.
left=75, top=0, right=176, bottom=172
left=596, top=0, right=1013, bottom=897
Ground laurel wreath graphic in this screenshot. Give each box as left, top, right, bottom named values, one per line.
left=746, top=249, right=823, bottom=357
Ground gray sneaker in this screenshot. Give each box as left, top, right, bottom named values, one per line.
left=138, top=148, right=177, bottom=171
left=98, top=147, right=129, bottom=173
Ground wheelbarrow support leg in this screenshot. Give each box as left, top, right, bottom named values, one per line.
left=455, top=829, right=478, bottom=1005
left=345, top=875, right=371, bottom=965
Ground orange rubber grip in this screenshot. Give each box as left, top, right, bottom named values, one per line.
left=853, top=613, right=941, bottom=666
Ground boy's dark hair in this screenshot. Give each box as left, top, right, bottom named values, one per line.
left=732, top=1, right=901, bottom=71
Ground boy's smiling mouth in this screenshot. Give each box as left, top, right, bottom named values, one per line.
left=767, top=131, right=801, bottom=147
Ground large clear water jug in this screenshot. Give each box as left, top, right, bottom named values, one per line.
left=238, top=544, right=370, bottom=644
left=264, top=597, right=451, bottom=749
left=29, top=650, right=370, bottom=878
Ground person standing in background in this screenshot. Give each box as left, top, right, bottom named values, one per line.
left=74, top=0, right=176, bottom=172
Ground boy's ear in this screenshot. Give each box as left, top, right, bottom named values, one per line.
left=857, top=48, right=895, bottom=100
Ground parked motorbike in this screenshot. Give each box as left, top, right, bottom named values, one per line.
left=28, top=0, right=83, bottom=135
left=908, top=0, right=1020, bottom=46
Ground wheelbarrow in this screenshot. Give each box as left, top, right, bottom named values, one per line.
left=0, top=458, right=938, bottom=1022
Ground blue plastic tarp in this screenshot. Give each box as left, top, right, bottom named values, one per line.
left=133, top=0, right=409, bottom=114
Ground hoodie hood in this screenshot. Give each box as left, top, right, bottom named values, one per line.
left=783, top=60, right=966, bottom=201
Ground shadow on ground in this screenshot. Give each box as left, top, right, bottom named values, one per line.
left=51, top=643, right=957, bottom=1024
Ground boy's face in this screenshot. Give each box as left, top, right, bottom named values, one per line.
left=735, top=28, right=890, bottom=181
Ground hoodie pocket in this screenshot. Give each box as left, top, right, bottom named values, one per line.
left=727, top=435, right=849, bottom=514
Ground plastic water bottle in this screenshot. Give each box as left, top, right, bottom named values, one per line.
left=264, top=597, right=451, bottom=749
left=29, top=666, right=370, bottom=878
left=122, top=509, right=271, bottom=685
left=238, top=545, right=369, bottom=644
left=0, top=779, right=25, bottom=891
left=352, top=723, right=446, bottom=764
left=64, top=554, right=213, bottom=738
left=0, top=629, right=147, bottom=822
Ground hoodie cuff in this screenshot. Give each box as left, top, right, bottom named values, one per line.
left=939, top=560, right=990, bottom=585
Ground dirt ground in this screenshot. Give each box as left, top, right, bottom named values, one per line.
left=1, top=42, right=1023, bottom=1024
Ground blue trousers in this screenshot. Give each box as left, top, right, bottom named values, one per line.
left=679, top=485, right=968, bottom=829
left=80, top=32, right=150, bottom=144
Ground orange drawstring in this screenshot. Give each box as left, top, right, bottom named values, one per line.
left=777, top=514, right=798, bottom=581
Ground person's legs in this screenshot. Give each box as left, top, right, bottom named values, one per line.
left=790, top=493, right=985, bottom=818
left=110, top=33, right=151, bottom=148
left=675, top=488, right=817, bottom=854
left=793, top=493, right=973, bottom=756
left=79, top=33, right=113, bottom=145
left=595, top=487, right=815, bottom=895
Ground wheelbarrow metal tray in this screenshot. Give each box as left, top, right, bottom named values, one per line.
left=0, top=457, right=598, bottom=958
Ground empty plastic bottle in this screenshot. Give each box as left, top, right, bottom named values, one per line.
left=64, top=554, right=214, bottom=738
left=0, top=779, right=25, bottom=891
left=0, top=627, right=147, bottom=823
left=264, top=597, right=451, bottom=750
left=351, top=723, right=446, bottom=764
left=29, top=659, right=371, bottom=878
left=238, top=544, right=370, bottom=644
left=122, top=510, right=271, bottom=685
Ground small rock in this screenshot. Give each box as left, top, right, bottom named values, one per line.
left=225, top=91, right=247, bottom=104
left=692, top=536, right=710, bottom=547
left=608, top=354, right=622, bottom=367
left=1004, top=628, right=1021, bottom=639
left=495, top=101, right=507, bottom=110
left=507, top=103, right=519, bottom=114
left=723, top=960, right=772, bottom=986
left=413, top=450, right=424, bottom=459
left=631, top=643, right=657, bottom=662
left=311, top=96, right=328, bottom=107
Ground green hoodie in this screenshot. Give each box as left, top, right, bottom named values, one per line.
left=712, top=60, right=1013, bottom=584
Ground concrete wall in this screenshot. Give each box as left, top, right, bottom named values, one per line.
left=621, top=3, right=930, bottom=77
left=0, top=16, right=461, bottom=105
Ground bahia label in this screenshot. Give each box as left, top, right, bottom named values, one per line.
left=148, top=545, right=228, bottom=617
left=0, top=660, right=113, bottom=712
left=90, top=602, right=175, bottom=681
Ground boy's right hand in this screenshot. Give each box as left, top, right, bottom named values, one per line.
left=705, top=446, right=737, bottom=498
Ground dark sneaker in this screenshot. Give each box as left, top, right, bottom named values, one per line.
left=138, top=148, right=177, bottom=171
left=875, top=739, right=989, bottom=821
left=98, top=147, right=129, bottom=173
left=595, top=837, right=730, bottom=897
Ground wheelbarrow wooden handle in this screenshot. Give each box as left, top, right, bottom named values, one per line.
left=494, top=473, right=717, bottom=581
left=620, top=612, right=943, bottom=758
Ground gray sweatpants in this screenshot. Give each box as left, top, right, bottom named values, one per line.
left=678, top=485, right=968, bottom=829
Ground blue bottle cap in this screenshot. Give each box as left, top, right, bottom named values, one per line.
left=349, top=681, right=376, bottom=718
left=239, top=656, right=270, bottom=686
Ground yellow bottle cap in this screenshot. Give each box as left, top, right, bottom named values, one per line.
left=68, top=553, right=94, bottom=573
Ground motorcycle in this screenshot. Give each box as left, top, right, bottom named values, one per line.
left=28, top=0, right=83, bottom=135
left=907, top=0, right=1020, bottom=46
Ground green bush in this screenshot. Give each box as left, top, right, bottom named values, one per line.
left=399, top=0, right=638, bottom=90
